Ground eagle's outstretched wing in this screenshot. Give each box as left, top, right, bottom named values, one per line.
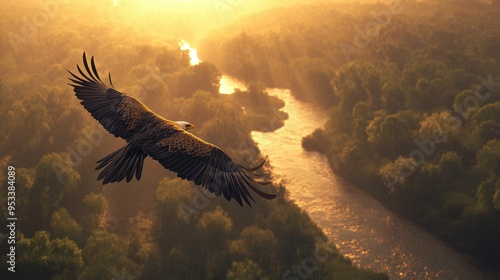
left=142, top=129, right=275, bottom=206
left=67, top=53, right=155, bottom=139
left=68, top=52, right=275, bottom=206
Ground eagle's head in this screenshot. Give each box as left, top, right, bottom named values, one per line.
left=175, top=121, right=195, bottom=131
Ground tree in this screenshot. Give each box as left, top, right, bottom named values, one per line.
left=473, top=102, right=500, bottom=125
left=226, top=260, right=269, bottom=280
left=418, top=111, right=459, bottom=145
left=231, top=226, right=278, bottom=269
left=472, top=120, right=500, bottom=147
left=437, top=151, right=463, bottom=180
left=265, top=203, right=320, bottom=265
left=380, top=115, right=412, bottom=151
left=367, top=112, right=413, bottom=155
left=177, top=90, right=248, bottom=149
left=20, top=100, right=52, bottom=152
left=27, top=153, right=80, bottom=232
left=11, top=167, right=36, bottom=222
left=379, top=157, right=417, bottom=191
left=0, top=79, right=15, bottom=152
left=80, top=193, right=107, bottom=231
left=476, top=139, right=500, bottom=176
left=50, top=208, right=83, bottom=245
left=195, top=206, right=234, bottom=278
left=17, top=231, right=83, bottom=280
left=302, top=128, right=328, bottom=152
left=494, top=187, right=500, bottom=211
left=79, top=230, right=137, bottom=280
left=332, top=62, right=381, bottom=111
left=196, top=206, right=233, bottom=254
left=173, top=62, right=221, bottom=97
left=454, top=90, right=479, bottom=111
left=352, top=102, right=373, bottom=143
left=474, top=177, right=498, bottom=212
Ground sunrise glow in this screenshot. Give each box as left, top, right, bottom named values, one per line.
left=179, top=40, right=201, bottom=66
left=4, top=1, right=500, bottom=279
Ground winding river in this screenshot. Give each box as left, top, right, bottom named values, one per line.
left=220, top=75, right=495, bottom=280
left=179, top=37, right=499, bottom=278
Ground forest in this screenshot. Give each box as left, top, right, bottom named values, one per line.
left=199, top=0, right=500, bottom=271
left=0, top=0, right=390, bottom=279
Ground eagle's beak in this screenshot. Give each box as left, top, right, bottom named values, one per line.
left=190, top=125, right=195, bottom=130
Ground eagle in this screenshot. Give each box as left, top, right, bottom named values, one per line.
left=67, top=53, right=276, bottom=206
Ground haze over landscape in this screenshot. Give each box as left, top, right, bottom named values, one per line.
left=1, top=0, right=500, bottom=279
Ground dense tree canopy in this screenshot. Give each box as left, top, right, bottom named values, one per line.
left=200, top=0, right=500, bottom=270
left=0, top=1, right=388, bottom=279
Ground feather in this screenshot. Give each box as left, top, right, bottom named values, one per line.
left=68, top=52, right=275, bottom=206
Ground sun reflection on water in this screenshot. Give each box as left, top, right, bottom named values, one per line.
left=179, top=40, right=201, bottom=66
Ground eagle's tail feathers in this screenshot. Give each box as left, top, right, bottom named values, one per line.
left=96, top=143, right=146, bottom=184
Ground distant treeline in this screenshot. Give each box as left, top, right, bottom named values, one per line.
left=0, top=1, right=388, bottom=279
left=200, top=0, right=500, bottom=270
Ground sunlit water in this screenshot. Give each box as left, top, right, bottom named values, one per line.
left=219, top=75, right=247, bottom=94
left=197, top=33, right=495, bottom=277
left=245, top=86, right=495, bottom=280
left=180, top=40, right=247, bottom=95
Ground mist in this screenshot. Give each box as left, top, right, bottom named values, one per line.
left=1, top=0, right=500, bottom=279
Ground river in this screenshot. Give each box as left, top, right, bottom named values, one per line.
left=220, top=75, right=494, bottom=280
left=179, top=38, right=496, bottom=279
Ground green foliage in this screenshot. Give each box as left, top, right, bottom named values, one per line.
left=302, top=128, right=328, bottom=153
left=147, top=178, right=383, bottom=279
left=230, top=226, right=278, bottom=269
left=12, top=167, right=36, bottom=221
left=231, top=84, right=288, bottom=132
left=226, top=260, right=269, bottom=280
left=494, top=188, right=500, bottom=211
left=3, top=0, right=460, bottom=278
left=28, top=153, right=80, bottom=231
left=438, top=151, right=463, bottom=179
left=196, top=206, right=234, bottom=253
left=50, top=208, right=84, bottom=245
left=365, top=111, right=415, bottom=156
left=476, top=140, right=500, bottom=176
left=172, top=62, right=222, bottom=97
left=17, top=231, right=83, bottom=280
left=418, top=111, right=459, bottom=144
left=379, top=157, right=417, bottom=191
left=79, top=230, right=137, bottom=280
left=200, top=0, right=500, bottom=268
left=156, top=177, right=193, bottom=204
left=164, top=90, right=253, bottom=152
left=80, top=193, right=107, bottom=231
left=333, top=62, right=382, bottom=111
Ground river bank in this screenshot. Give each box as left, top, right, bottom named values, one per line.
left=248, top=86, right=495, bottom=280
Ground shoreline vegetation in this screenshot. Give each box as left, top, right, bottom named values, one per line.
left=200, top=0, right=500, bottom=272
left=230, top=83, right=289, bottom=132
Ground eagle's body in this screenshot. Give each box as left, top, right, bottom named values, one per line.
left=68, top=53, right=275, bottom=206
